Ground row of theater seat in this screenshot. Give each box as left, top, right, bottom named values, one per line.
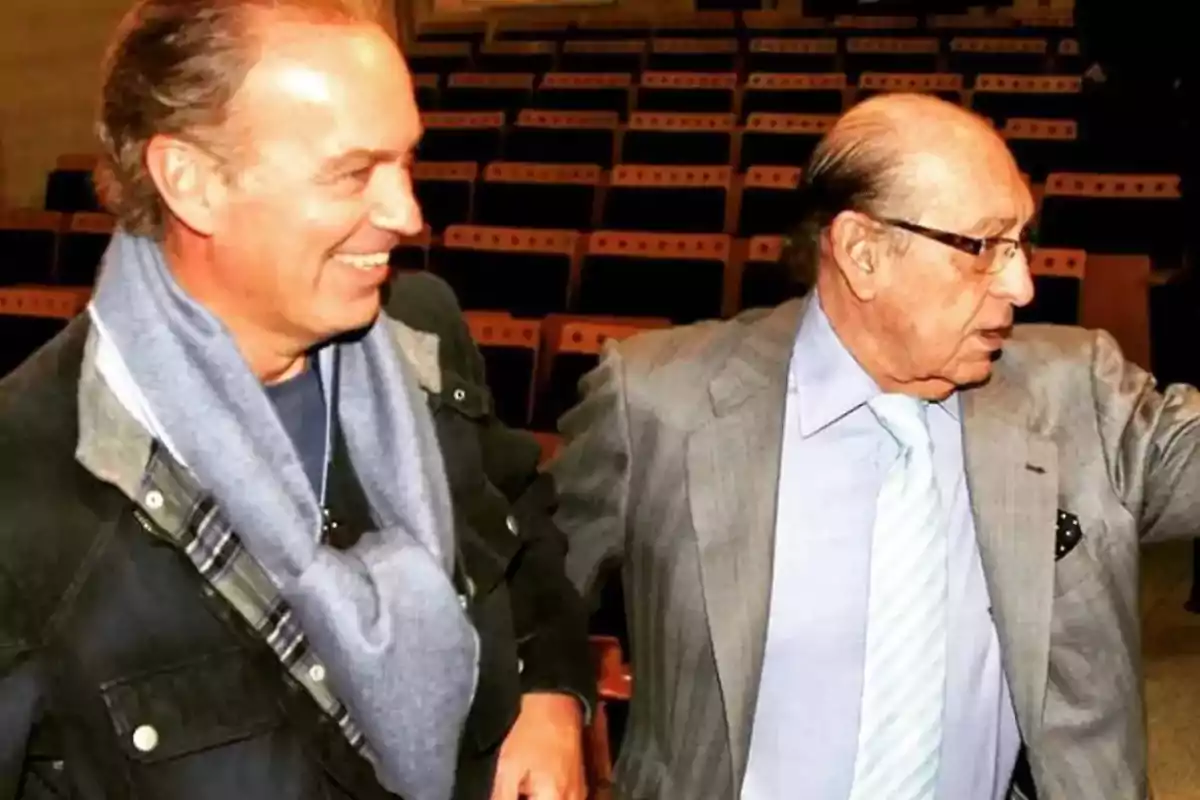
left=401, top=170, right=1185, bottom=267
left=410, top=71, right=1090, bottom=121
left=0, top=242, right=1087, bottom=426
left=458, top=247, right=1088, bottom=431
left=406, top=35, right=1084, bottom=79
left=414, top=10, right=1076, bottom=46
left=0, top=210, right=112, bottom=287
left=6, top=167, right=1186, bottom=292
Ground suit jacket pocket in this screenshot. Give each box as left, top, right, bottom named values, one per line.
left=99, top=648, right=282, bottom=764
left=1052, top=510, right=1103, bottom=600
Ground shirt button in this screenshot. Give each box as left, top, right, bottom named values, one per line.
left=505, top=515, right=519, bottom=536
left=132, top=725, right=159, bottom=753
left=144, top=490, right=164, bottom=511
left=453, top=388, right=467, bottom=402
left=308, top=664, right=326, bottom=683
left=517, top=657, right=525, bottom=674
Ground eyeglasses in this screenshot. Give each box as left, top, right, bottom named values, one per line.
left=876, top=217, right=1033, bottom=275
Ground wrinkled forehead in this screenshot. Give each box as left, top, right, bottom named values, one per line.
left=896, top=133, right=1034, bottom=232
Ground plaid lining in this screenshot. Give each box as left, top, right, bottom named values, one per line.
left=133, top=443, right=373, bottom=760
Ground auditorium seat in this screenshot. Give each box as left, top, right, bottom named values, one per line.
left=636, top=71, right=738, bottom=114
left=571, top=15, right=654, bottom=41
left=0, top=287, right=88, bottom=377
left=646, top=38, right=738, bottom=73
left=739, top=235, right=805, bottom=311
left=406, top=42, right=473, bottom=75
left=388, top=227, right=431, bottom=273
left=1038, top=173, right=1185, bottom=267
left=1054, top=38, right=1083, bottom=75
left=559, top=40, right=646, bottom=74
left=653, top=10, right=738, bottom=40
left=1002, top=118, right=1079, bottom=183
left=746, top=37, right=839, bottom=74
left=432, top=225, right=578, bottom=317
left=477, top=41, right=557, bottom=74
left=419, top=112, right=505, bottom=163
left=534, top=73, right=633, bottom=119
left=602, top=165, right=731, bottom=234
left=948, top=37, right=1050, bottom=77
left=832, top=14, right=920, bottom=37
left=578, top=231, right=731, bottom=323
left=441, top=73, right=535, bottom=117
left=844, top=37, right=941, bottom=79
left=415, top=19, right=486, bottom=46
left=927, top=13, right=1016, bottom=38
left=44, top=155, right=101, bottom=214
left=742, top=11, right=828, bottom=40
left=57, top=212, right=114, bottom=286
left=0, top=209, right=61, bottom=285
left=533, top=314, right=670, bottom=430
left=464, top=311, right=541, bottom=428
left=738, top=167, right=802, bottom=237
left=412, top=162, right=477, bottom=233
left=505, top=110, right=619, bottom=167
left=475, top=163, right=600, bottom=230
left=971, top=75, right=1082, bottom=122
left=493, top=19, right=571, bottom=43
left=855, top=73, right=965, bottom=105
left=413, top=74, right=439, bottom=111
left=742, top=73, right=847, bottom=118
left=740, top=113, right=834, bottom=169
left=1015, top=248, right=1085, bottom=326
left=620, top=112, right=736, bottom=165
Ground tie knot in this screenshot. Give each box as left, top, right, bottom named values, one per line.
left=868, top=393, right=931, bottom=450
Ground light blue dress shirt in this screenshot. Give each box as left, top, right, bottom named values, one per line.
left=740, top=296, right=1020, bottom=800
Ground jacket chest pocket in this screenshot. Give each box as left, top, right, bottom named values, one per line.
left=99, top=649, right=284, bottom=765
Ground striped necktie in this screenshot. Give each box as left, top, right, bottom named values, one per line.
left=847, top=394, right=948, bottom=800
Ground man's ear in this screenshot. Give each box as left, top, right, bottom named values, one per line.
left=144, top=134, right=227, bottom=236
left=827, top=209, right=883, bottom=301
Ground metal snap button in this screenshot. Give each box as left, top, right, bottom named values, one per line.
left=453, top=388, right=467, bottom=402
left=132, top=725, right=159, bottom=753
left=144, top=490, right=164, bottom=511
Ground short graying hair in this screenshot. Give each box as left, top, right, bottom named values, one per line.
left=784, top=113, right=911, bottom=288
left=94, top=0, right=374, bottom=238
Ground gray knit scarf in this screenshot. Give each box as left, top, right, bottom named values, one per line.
left=90, top=231, right=477, bottom=800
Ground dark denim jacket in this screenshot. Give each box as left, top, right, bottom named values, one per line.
left=0, top=272, right=592, bottom=800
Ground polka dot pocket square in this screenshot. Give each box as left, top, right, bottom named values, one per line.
left=1055, top=509, right=1083, bottom=561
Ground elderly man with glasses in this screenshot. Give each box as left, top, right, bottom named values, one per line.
left=546, top=93, right=1200, bottom=800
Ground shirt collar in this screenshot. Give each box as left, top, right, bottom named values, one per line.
left=789, top=293, right=959, bottom=437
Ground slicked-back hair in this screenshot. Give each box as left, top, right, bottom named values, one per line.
left=784, top=116, right=909, bottom=288
left=94, top=0, right=374, bottom=237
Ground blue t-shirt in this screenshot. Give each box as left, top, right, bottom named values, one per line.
left=265, top=363, right=328, bottom=496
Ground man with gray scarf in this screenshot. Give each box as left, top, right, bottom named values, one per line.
left=0, top=1, right=592, bottom=799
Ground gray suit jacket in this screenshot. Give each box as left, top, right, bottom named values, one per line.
left=548, top=297, right=1200, bottom=800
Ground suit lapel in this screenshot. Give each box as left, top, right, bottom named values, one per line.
left=961, top=366, right=1057, bottom=742
left=686, top=299, right=806, bottom=783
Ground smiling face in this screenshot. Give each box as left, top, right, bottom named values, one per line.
left=185, top=17, right=424, bottom=356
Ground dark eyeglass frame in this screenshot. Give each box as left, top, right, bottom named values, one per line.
left=877, top=217, right=1033, bottom=274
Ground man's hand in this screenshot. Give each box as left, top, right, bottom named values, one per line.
left=490, top=692, right=586, bottom=800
